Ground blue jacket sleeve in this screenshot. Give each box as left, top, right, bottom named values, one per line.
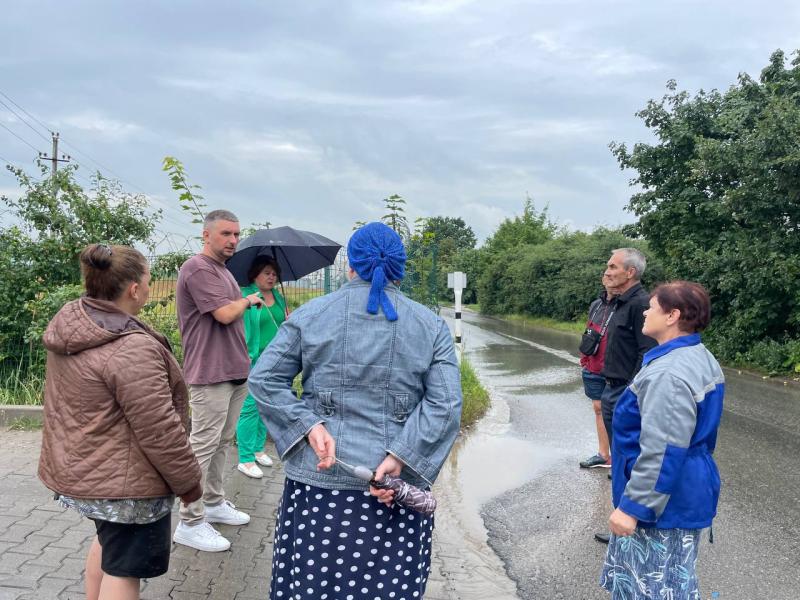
left=620, top=373, right=697, bottom=522
left=386, top=320, right=463, bottom=485
left=247, top=314, right=322, bottom=459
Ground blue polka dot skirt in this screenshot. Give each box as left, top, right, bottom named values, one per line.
left=269, top=478, right=434, bottom=600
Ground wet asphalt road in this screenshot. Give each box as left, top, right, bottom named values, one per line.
left=443, top=308, right=800, bottom=600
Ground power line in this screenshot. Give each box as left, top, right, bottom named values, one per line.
left=0, top=121, right=43, bottom=154
left=49, top=139, right=192, bottom=225
left=0, top=90, right=179, bottom=211
left=0, top=90, right=52, bottom=135
left=0, top=97, right=50, bottom=143
left=0, top=89, right=194, bottom=230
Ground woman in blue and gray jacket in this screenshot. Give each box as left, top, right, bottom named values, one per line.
left=600, top=281, right=724, bottom=600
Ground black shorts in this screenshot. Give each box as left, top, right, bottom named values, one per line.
left=92, top=513, right=171, bottom=579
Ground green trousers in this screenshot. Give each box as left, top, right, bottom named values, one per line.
left=236, top=394, right=267, bottom=463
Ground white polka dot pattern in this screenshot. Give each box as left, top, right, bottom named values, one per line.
left=269, top=479, right=434, bottom=600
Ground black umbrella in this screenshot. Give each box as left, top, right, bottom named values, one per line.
left=226, top=226, right=342, bottom=285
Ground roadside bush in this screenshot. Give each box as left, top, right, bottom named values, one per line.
left=25, top=285, right=84, bottom=349
left=0, top=165, right=158, bottom=389
left=732, top=337, right=800, bottom=375
left=478, top=228, right=664, bottom=321
left=139, top=297, right=183, bottom=364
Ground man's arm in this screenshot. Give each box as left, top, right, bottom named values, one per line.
left=212, top=294, right=262, bottom=325
left=183, top=268, right=263, bottom=324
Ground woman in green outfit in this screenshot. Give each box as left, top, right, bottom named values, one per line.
left=236, top=256, right=288, bottom=479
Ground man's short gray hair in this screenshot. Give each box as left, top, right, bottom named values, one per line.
left=203, top=209, right=239, bottom=229
left=612, top=247, right=647, bottom=280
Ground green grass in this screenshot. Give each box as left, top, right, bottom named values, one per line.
left=503, top=313, right=584, bottom=335
left=8, top=416, right=43, bottom=431
left=460, top=356, right=490, bottom=428
left=0, top=372, right=44, bottom=406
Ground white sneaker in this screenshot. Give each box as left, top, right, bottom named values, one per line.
left=205, top=500, right=250, bottom=525
left=255, top=453, right=273, bottom=467
left=238, top=463, right=264, bottom=478
left=173, top=521, right=231, bottom=552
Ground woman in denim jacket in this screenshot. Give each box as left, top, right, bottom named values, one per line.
left=249, top=222, right=462, bottom=600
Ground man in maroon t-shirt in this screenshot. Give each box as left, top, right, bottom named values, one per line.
left=578, top=287, right=614, bottom=470
left=172, top=210, right=264, bottom=553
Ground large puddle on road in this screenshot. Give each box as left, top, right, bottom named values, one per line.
left=432, top=310, right=583, bottom=598
left=433, top=372, right=562, bottom=598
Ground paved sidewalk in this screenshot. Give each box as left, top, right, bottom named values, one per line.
left=0, top=430, right=464, bottom=600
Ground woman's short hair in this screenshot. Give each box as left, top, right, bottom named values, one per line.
left=247, top=255, right=282, bottom=284
left=651, top=280, right=711, bottom=333
left=80, top=244, right=148, bottom=301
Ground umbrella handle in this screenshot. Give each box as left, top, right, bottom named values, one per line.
left=279, top=281, right=290, bottom=317
left=371, top=474, right=437, bottom=516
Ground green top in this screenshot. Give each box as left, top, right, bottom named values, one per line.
left=241, top=283, right=287, bottom=366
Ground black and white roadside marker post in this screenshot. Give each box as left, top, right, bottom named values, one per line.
left=447, top=271, right=466, bottom=356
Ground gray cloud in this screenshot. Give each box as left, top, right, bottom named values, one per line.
left=2, top=0, right=799, bottom=248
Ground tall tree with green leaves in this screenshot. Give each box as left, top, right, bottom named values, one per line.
left=423, top=216, right=476, bottom=260
left=381, top=194, right=410, bottom=241
left=611, top=49, right=800, bottom=365
left=0, top=163, right=159, bottom=362
left=482, top=196, right=557, bottom=255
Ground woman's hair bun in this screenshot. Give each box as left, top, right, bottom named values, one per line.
left=81, top=244, right=113, bottom=270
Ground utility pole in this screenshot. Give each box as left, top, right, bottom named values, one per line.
left=38, top=132, right=70, bottom=182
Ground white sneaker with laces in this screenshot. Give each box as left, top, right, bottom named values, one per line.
left=237, top=463, right=264, bottom=478
left=255, top=453, right=274, bottom=467
left=205, top=500, right=250, bottom=526
left=173, top=521, right=231, bottom=552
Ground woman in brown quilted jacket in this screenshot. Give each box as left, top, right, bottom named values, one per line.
left=38, top=244, right=202, bottom=600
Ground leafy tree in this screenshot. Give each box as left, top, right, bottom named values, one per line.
left=611, top=49, right=800, bottom=365
left=482, top=196, right=558, bottom=255
left=476, top=197, right=558, bottom=310
left=448, top=248, right=483, bottom=304
left=0, top=163, right=159, bottom=368
left=422, top=217, right=477, bottom=302
left=423, top=217, right=477, bottom=258
left=381, top=194, right=411, bottom=241
left=402, top=218, right=438, bottom=308
left=151, top=251, right=192, bottom=279
left=240, top=221, right=272, bottom=239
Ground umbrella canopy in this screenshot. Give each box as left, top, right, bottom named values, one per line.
left=226, top=226, right=342, bottom=285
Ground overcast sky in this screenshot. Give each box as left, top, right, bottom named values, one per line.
left=2, top=1, right=799, bottom=250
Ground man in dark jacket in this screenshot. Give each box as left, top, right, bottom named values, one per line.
left=594, top=247, right=657, bottom=544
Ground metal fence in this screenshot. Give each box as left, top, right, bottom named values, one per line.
left=142, top=249, right=351, bottom=321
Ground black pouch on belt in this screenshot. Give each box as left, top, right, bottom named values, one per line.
left=579, top=328, right=603, bottom=355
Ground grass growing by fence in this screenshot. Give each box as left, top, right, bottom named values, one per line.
left=460, top=356, right=490, bottom=428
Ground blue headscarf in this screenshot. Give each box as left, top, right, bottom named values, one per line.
left=347, top=222, right=406, bottom=321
